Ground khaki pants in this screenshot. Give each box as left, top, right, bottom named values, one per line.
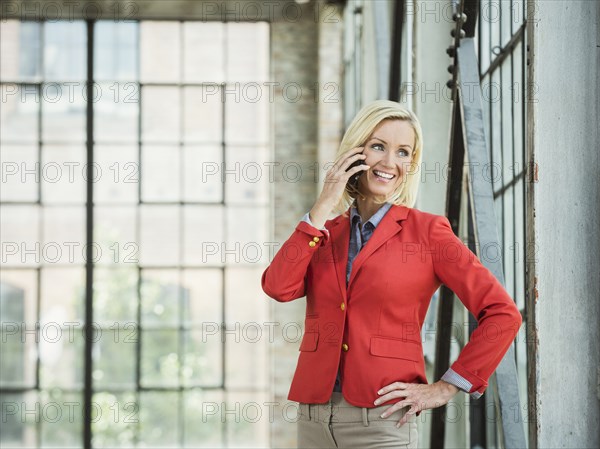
left=297, top=392, right=418, bottom=448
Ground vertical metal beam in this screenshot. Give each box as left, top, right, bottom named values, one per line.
left=83, top=19, right=95, bottom=449
left=457, top=38, right=526, bottom=449
left=430, top=86, right=465, bottom=448
left=388, top=0, right=404, bottom=101
left=467, top=189, right=487, bottom=448
left=524, top=4, right=539, bottom=447
left=372, top=0, right=391, bottom=99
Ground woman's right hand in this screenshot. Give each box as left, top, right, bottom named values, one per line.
left=308, top=146, right=370, bottom=229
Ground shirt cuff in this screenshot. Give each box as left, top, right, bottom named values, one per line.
left=441, top=367, right=483, bottom=400
left=301, top=212, right=329, bottom=233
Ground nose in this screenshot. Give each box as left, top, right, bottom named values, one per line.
left=381, top=149, right=395, bottom=168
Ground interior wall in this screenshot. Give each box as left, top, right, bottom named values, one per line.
left=529, top=1, right=600, bottom=447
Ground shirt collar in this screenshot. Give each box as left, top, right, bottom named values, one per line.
left=350, top=200, right=393, bottom=229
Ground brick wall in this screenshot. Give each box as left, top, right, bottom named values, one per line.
left=268, top=1, right=343, bottom=447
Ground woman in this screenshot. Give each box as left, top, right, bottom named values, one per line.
left=261, top=100, right=522, bottom=448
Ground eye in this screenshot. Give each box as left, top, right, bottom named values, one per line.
left=398, top=148, right=410, bottom=156
left=371, top=143, right=384, bottom=151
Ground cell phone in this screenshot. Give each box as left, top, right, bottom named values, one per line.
left=345, top=150, right=365, bottom=191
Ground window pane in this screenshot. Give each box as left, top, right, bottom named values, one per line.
left=40, top=266, right=85, bottom=326
left=39, top=325, right=85, bottom=388
left=181, top=268, right=222, bottom=327
left=183, top=145, right=223, bottom=203
left=41, top=206, right=86, bottom=265
left=94, top=326, right=137, bottom=389
left=0, top=21, right=41, bottom=81
left=141, top=269, right=179, bottom=329
left=139, top=205, right=180, bottom=266
left=225, top=326, right=268, bottom=389
left=0, top=144, right=38, bottom=202
left=225, top=267, right=269, bottom=328
left=224, top=146, right=269, bottom=205
left=479, top=1, right=491, bottom=72
left=141, top=86, right=181, bottom=143
left=95, top=82, right=139, bottom=143
left=183, top=85, right=222, bottom=144
left=94, top=206, right=138, bottom=266
left=0, top=270, right=38, bottom=388
left=513, top=41, right=524, bottom=168
left=0, top=392, right=39, bottom=447
left=500, top=0, right=512, bottom=48
left=140, top=330, right=179, bottom=388
left=501, top=60, right=513, bottom=188
left=183, top=390, right=224, bottom=447
left=224, top=84, right=269, bottom=145
left=41, top=145, right=86, bottom=204
left=182, top=329, right=222, bottom=387
left=503, top=186, right=515, bottom=298
left=0, top=270, right=38, bottom=324
left=226, top=206, right=269, bottom=265
left=44, top=22, right=86, bottom=81
left=488, top=1, right=501, bottom=61
left=0, top=204, right=41, bottom=267
left=225, top=391, right=269, bottom=446
left=91, top=392, right=137, bottom=448
left=40, top=389, right=84, bottom=448
left=94, top=21, right=138, bottom=81
left=93, top=267, right=138, bottom=325
left=141, top=145, right=180, bottom=202
left=183, top=22, right=224, bottom=83
left=182, top=205, right=224, bottom=266
left=94, top=146, right=139, bottom=204
left=138, top=391, right=179, bottom=446
left=140, top=22, right=181, bottom=83
left=490, top=70, right=502, bottom=193
left=224, top=268, right=268, bottom=388
left=226, top=23, right=269, bottom=83
left=1, top=84, right=39, bottom=143
left=41, top=83, right=86, bottom=143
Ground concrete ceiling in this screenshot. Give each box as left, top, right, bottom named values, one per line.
left=0, top=0, right=313, bottom=22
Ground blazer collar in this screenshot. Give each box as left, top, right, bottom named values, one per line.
left=329, top=204, right=411, bottom=298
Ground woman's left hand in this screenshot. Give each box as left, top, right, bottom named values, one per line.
left=373, top=380, right=459, bottom=427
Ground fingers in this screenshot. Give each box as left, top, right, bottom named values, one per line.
left=377, top=382, right=408, bottom=395
left=379, top=400, right=409, bottom=419
left=337, top=152, right=367, bottom=175
left=373, top=390, right=408, bottom=406
left=331, top=146, right=365, bottom=172
left=326, top=155, right=368, bottom=184
left=396, top=408, right=416, bottom=428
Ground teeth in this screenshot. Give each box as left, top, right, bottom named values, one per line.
left=374, top=170, right=395, bottom=179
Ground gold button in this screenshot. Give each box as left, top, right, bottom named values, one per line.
left=342, top=343, right=349, bottom=352
left=340, top=302, right=345, bottom=311
left=313, top=236, right=320, bottom=242
left=309, top=241, right=316, bottom=247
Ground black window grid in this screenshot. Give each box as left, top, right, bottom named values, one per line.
left=0, top=18, right=271, bottom=449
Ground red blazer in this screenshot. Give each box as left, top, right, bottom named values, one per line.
left=261, top=204, right=522, bottom=408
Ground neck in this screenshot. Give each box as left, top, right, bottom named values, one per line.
left=355, top=195, right=387, bottom=222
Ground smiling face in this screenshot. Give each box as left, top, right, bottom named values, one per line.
left=357, top=119, right=415, bottom=201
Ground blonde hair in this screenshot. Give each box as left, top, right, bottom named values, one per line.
left=332, top=100, right=423, bottom=215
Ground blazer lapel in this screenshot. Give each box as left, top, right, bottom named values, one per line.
left=348, top=204, right=410, bottom=289
left=329, top=204, right=411, bottom=298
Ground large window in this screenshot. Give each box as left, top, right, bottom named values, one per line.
left=0, top=19, right=270, bottom=448
left=477, top=0, right=530, bottom=444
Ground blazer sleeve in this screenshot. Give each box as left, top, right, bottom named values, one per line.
left=261, top=214, right=330, bottom=302
left=428, top=215, right=522, bottom=398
